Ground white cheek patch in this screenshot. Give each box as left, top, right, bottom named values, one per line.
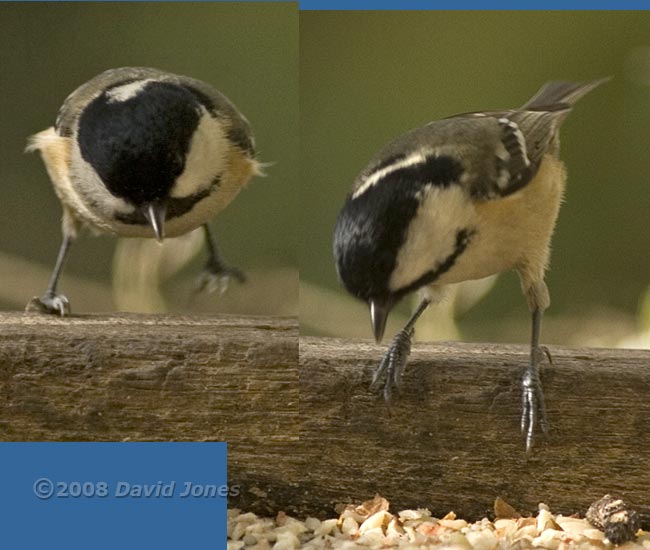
left=389, top=185, right=475, bottom=291
left=106, top=80, right=153, bottom=103
left=353, top=150, right=432, bottom=199
left=170, top=111, right=229, bottom=199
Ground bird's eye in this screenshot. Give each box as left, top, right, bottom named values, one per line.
left=170, top=152, right=184, bottom=176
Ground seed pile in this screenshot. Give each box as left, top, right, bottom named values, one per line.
left=228, top=496, right=648, bottom=550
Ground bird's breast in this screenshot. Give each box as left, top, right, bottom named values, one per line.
left=438, top=154, right=567, bottom=284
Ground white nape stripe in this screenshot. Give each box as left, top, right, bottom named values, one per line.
left=352, top=150, right=430, bottom=199
left=498, top=117, right=530, bottom=168
left=106, top=80, right=153, bottom=103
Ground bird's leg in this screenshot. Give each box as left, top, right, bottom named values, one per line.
left=521, top=307, right=552, bottom=452
left=195, top=224, right=246, bottom=295
left=26, top=234, right=73, bottom=316
left=370, top=298, right=431, bottom=403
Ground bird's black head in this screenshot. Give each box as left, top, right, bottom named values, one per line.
left=333, top=185, right=408, bottom=342
left=334, top=186, right=409, bottom=307
left=77, top=80, right=202, bottom=206
left=334, top=175, right=436, bottom=335
left=333, top=152, right=466, bottom=341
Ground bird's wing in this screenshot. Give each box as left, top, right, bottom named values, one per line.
left=452, top=107, right=570, bottom=199
left=351, top=109, right=567, bottom=201
left=352, top=79, right=607, bottom=201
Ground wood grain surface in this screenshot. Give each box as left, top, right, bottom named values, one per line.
left=296, top=337, right=650, bottom=526
left=1, top=312, right=648, bottom=526
left=0, top=311, right=300, bottom=515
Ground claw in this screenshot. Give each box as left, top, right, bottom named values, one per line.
left=370, top=326, right=414, bottom=404
left=26, top=292, right=71, bottom=317
left=198, top=224, right=246, bottom=296
left=521, top=344, right=551, bottom=452
left=539, top=345, right=553, bottom=365
left=195, top=263, right=246, bottom=296
left=369, top=298, right=430, bottom=404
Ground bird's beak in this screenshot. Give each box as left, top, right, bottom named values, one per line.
left=369, top=299, right=391, bottom=343
left=142, top=202, right=166, bottom=243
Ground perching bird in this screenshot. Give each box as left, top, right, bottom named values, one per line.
left=333, top=78, right=608, bottom=451
left=26, top=67, right=263, bottom=315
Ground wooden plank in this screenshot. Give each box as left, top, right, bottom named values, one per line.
left=1, top=312, right=648, bottom=526
left=0, top=312, right=300, bottom=514
left=296, top=337, right=650, bottom=525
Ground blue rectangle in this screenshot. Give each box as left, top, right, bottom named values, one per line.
left=0, top=443, right=228, bottom=549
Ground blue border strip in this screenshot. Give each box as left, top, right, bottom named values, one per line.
left=300, top=1, right=649, bottom=8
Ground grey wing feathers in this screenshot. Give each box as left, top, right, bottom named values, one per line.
left=430, top=109, right=567, bottom=200
left=466, top=78, right=608, bottom=199
left=351, top=77, right=607, bottom=200
left=504, top=108, right=567, bottom=163
left=54, top=67, right=256, bottom=157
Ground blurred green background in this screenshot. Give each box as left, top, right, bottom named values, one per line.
left=300, top=11, right=650, bottom=348
left=0, top=2, right=298, bottom=317
left=3, top=7, right=650, bottom=346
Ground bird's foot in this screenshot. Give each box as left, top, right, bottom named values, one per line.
left=195, top=261, right=246, bottom=295
left=521, top=345, right=552, bottom=452
left=25, top=292, right=71, bottom=317
left=370, top=326, right=415, bottom=403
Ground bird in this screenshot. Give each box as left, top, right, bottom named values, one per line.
left=333, top=78, right=609, bottom=451
left=25, top=67, right=263, bottom=316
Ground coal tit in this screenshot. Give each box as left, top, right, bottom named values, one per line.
left=26, top=67, right=262, bottom=315
left=333, top=78, right=608, bottom=451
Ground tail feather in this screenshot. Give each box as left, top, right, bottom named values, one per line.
left=521, top=77, right=611, bottom=110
